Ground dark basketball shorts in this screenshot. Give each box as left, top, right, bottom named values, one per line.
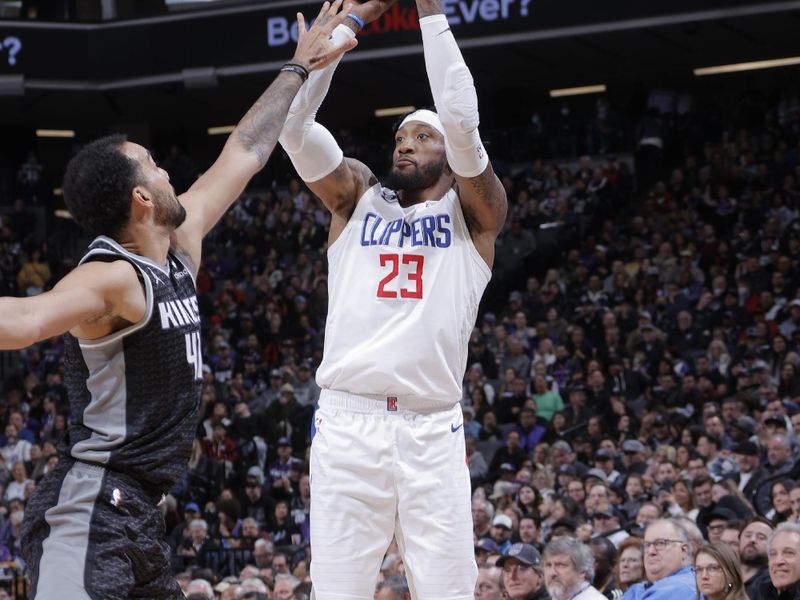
left=22, top=459, right=182, bottom=600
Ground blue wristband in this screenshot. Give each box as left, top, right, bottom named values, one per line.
left=346, top=13, right=365, bottom=29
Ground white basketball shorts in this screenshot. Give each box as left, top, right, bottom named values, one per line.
left=309, top=389, right=477, bottom=600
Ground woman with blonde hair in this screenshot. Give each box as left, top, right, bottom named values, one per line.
left=707, top=340, right=731, bottom=376
left=694, top=543, right=748, bottom=600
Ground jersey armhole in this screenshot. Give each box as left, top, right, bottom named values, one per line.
left=76, top=252, right=155, bottom=348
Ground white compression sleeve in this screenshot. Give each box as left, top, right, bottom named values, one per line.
left=278, top=24, right=355, bottom=182
left=419, top=14, right=489, bottom=178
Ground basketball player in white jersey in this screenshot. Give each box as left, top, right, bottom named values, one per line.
left=278, top=0, right=507, bottom=597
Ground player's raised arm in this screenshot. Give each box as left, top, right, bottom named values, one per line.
left=0, top=259, right=145, bottom=350
left=173, top=0, right=357, bottom=266
left=415, top=0, right=507, bottom=264
left=278, top=0, right=396, bottom=241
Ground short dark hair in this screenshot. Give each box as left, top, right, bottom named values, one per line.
left=63, top=134, right=139, bottom=238
left=700, top=433, right=721, bottom=449
left=692, top=475, right=714, bottom=490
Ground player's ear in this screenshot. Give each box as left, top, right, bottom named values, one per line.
left=131, top=186, right=151, bottom=204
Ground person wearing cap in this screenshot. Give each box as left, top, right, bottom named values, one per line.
left=620, top=440, right=647, bottom=476
left=239, top=466, right=276, bottom=529
left=734, top=441, right=770, bottom=514
left=620, top=519, right=696, bottom=600
left=267, top=437, right=295, bottom=501
left=705, top=507, right=738, bottom=544
left=490, top=514, right=515, bottom=555
left=497, top=543, right=549, bottom=600
left=592, top=503, right=630, bottom=549
left=168, top=501, right=203, bottom=550
left=475, top=537, right=501, bottom=566
left=543, top=536, right=606, bottom=599
left=730, top=415, right=758, bottom=445
left=594, top=448, right=622, bottom=484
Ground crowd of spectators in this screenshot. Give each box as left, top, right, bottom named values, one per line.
left=0, top=86, right=799, bottom=599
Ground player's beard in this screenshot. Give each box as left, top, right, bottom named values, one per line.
left=385, top=154, right=447, bottom=192
left=153, top=188, right=186, bottom=229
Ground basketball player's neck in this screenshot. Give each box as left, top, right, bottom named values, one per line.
left=116, top=221, right=172, bottom=266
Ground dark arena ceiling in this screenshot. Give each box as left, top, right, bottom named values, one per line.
left=0, top=0, right=799, bottom=150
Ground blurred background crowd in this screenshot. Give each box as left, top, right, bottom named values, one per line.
left=1, top=39, right=800, bottom=600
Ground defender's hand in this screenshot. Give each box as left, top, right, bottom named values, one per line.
left=292, top=0, right=358, bottom=71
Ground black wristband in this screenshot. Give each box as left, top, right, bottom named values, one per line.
left=281, top=62, right=309, bottom=82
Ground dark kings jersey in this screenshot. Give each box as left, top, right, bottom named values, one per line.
left=63, top=236, right=202, bottom=492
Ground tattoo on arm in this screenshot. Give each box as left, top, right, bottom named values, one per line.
left=236, top=73, right=304, bottom=168
left=415, top=0, right=444, bottom=18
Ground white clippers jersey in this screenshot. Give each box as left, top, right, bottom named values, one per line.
left=316, top=184, right=491, bottom=410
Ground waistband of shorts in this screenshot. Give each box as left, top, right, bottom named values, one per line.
left=318, top=389, right=457, bottom=414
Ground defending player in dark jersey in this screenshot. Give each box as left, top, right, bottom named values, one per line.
left=0, top=4, right=355, bottom=598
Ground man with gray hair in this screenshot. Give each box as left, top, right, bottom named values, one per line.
left=620, top=519, right=696, bottom=599
left=747, top=521, right=800, bottom=599
left=273, top=573, right=301, bottom=600
left=543, top=536, right=606, bottom=599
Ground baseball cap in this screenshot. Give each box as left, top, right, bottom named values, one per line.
left=509, top=291, right=523, bottom=302
left=492, top=515, right=513, bottom=530
left=185, top=502, right=200, bottom=513
left=280, top=383, right=294, bottom=394
left=639, top=311, right=652, bottom=320
left=496, top=543, right=542, bottom=568
left=583, top=468, right=609, bottom=483
left=475, top=538, right=499, bottom=554
left=277, top=436, right=291, bottom=447
left=594, top=448, right=614, bottom=460
left=732, top=416, right=757, bottom=434
left=246, top=466, right=264, bottom=480
left=789, top=299, right=800, bottom=308
left=732, top=440, right=759, bottom=456
left=499, top=463, right=517, bottom=473
left=622, top=439, right=646, bottom=453
left=707, top=507, right=737, bottom=522
left=558, top=464, right=578, bottom=477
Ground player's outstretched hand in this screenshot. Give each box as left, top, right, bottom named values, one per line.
left=292, top=0, right=358, bottom=71
left=347, top=0, right=399, bottom=25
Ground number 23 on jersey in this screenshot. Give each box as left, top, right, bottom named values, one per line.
left=376, top=253, right=424, bottom=299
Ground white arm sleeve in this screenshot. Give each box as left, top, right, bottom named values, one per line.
left=419, top=14, right=489, bottom=178
left=278, top=24, right=354, bottom=182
